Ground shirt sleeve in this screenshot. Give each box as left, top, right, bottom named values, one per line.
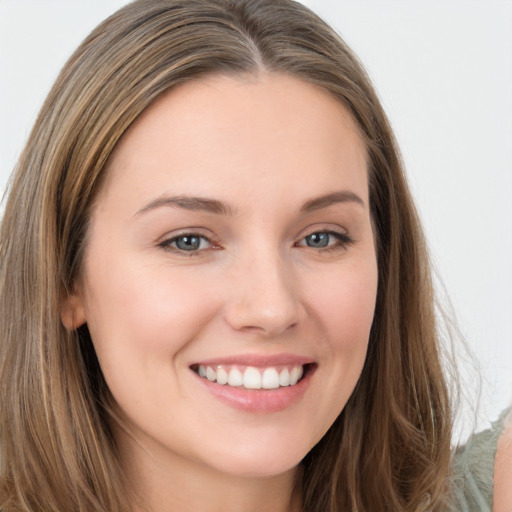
left=449, top=408, right=511, bottom=512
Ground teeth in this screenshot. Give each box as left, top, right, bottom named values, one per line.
left=243, top=367, right=262, bottom=389
left=262, top=368, right=280, bottom=389
left=216, top=366, right=228, bottom=385
left=206, top=366, right=216, bottom=381
left=290, top=366, right=303, bottom=385
left=290, top=366, right=299, bottom=385
left=195, top=364, right=305, bottom=389
left=227, top=368, right=243, bottom=387
left=279, top=368, right=290, bottom=387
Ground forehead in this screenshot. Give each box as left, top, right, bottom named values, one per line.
left=100, top=72, right=368, bottom=209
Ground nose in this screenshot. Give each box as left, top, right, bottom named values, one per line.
left=223, top=250, right=302, bottom=337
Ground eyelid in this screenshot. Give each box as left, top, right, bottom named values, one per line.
left=155, top=225, right=354, bottom=255
left=295, top=227, right=355, bottom=250
left=157, top=228, right=221, bottom=255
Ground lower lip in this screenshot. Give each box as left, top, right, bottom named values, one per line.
left=194, top=366, right=315, bottom=413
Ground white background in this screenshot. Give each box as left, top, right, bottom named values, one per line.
left=1, top=0, right=511, bottom=439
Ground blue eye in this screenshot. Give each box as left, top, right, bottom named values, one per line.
left=298, top=231, right=353, bottom=250
left=174, top=235, right=203, bottom=251
left=304, top=232, right=331, bottom=248
left=160, top=234, right=212, bottom=253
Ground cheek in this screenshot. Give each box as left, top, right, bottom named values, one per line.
left=294, top=256, right=377, bottom=439
left=82, top=262, right=228, bottom=424
left=122, top=270, right=219, bottom=344
left=307, top=258, right=378, bottom=348
left=83, top=260, right=223, bottom=369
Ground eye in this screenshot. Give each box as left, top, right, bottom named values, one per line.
left=297, top=230, right=353, bottom=250
left=159, top=233, right=214, bottom=253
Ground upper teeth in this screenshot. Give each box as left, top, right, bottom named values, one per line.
left=197, top=365, right=304, bottom=389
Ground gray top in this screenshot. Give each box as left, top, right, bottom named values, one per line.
left=450, top=408, right=511, bottom=512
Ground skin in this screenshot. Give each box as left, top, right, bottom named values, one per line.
left=63, top=73, right=378, bottom=512
left=494, top=412, right=512, bottom=512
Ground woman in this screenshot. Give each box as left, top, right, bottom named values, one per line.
left=0, top=1, right=452, bottom=510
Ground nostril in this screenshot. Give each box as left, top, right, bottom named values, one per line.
left=224, top=304, right=301, bottom=337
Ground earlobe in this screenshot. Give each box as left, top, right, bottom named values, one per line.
left=60, top=287, right=87, bottom=330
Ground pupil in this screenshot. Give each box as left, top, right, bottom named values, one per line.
left=307, top=233, right=329, bottom=248
left=177, top=236, right=200, bottom=251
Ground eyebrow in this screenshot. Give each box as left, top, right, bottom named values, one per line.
left=300, top=191, right=365, bottom=212
left=135, top=195, right=236, bottom=216
left=135, top=189, right=365, bottom=217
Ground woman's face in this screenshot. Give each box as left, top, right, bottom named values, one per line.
left=66, top=73, right=378, bottom=479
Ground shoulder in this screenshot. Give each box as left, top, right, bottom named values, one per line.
left=449, top=408, right=511, bottom=512
left=493, top=409, right=512, bottom=512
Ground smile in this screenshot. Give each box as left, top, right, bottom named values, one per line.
left=190, top=359, right=316, bottom=412
left=193, top=364, right=305, bottom=389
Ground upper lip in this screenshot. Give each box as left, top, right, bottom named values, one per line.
left=190, top=353, right=315, bottom=368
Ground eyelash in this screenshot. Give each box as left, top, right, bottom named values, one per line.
left=158, top=232, right=218, bottom=256
left=158, top=229, right=354, bottom=256
left=295, top=230, right=354, bottom=251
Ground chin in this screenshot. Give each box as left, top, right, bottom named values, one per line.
left=201, top=438, right=310, bottom=479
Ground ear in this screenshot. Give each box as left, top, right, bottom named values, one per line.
left=60, top=285, right=87, bottom=330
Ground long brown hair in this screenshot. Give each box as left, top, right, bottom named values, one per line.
left=0, top=1, right=452, bottom=510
